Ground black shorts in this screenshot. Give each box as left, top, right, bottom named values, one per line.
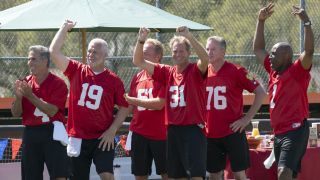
left=274, top=120, right=309, bottom=178
left=167, top=125, right=207, bottom=178
left=21, top=124, right=71, bottom=180
left=207, top=132, right=250, bottom=173
left=130, top=132, right=167, bottom=176
left=70, top=138, right=115, bottom=180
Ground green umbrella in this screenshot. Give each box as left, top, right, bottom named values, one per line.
left=0, top=0, right=212, bottom=61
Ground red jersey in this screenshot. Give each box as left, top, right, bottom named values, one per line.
left=64, top=60, right=128, bottom=139
left=264, top=55, right=310, bottom=135
left=205, top=62, right=259, bottom=138
left=152, top=63, right=206, bottom=125
left=21, top=73, right=67, bottom=126
left=128, top=70, right=167, bottom=140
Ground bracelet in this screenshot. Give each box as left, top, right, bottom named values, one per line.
left=304, top=21, right=312, bottom=26
left=138, top=40, right=145, bottom=44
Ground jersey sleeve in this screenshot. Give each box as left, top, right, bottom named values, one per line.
left=152, top=64, right=170, bottom=86
left=128, top=75, right=137, bottom=97
left=63, top=59, right=82, bottom=80
left=192, top=63, right=207, bottom=82
left=290, top=59, right=311, bottom=82
left=263, top=55, right=271, bottom=74
left=157, top=85, right=166, bottom=99
left=237, top=67, right=260, bottom=93
left=48, top=77, right=68, bottom=122
left=114, top=78, right=129, bottom=107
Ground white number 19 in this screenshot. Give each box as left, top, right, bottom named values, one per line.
left=77, top=83, right=103, bottom=110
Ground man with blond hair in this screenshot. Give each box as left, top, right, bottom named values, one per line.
left=132, top=26, right=209, bottom=180
left=125, top=38, right=168, bottom=180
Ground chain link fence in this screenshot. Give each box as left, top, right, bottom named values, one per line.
left=1, top=0, right=320, bottom=97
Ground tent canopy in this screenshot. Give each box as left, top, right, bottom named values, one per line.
left=0, top=0, right=212, bottom=32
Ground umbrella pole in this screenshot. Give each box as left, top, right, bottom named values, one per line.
left=81, top=29, right=87, bottom=63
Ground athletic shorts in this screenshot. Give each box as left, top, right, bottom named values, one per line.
left=21, top=124, right=71, bottom=180
left=167, top=125, right=207, bottom=179
left=70, top=138, right=115, bottom=180
left=207, top=132, right=250, bottom=173
left=130, top=132, right=167, bottom=176
left=274, top=120, right=309, bottom=178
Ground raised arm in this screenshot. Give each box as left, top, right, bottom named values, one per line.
left=253, top=3, right=274, bottom=64
left=292, top=5, right=314, bottom=69
left=177, top=26, right=209, bottom=74
left=132, top=27, right=157, bottom=75
left=49, top=20, right=76, bottom=72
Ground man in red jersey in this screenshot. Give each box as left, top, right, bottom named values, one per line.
left=205, top=36, right=266, bottom=180
left=133, top=26, right=209, bottom=180
left=49, top=20, right=129, bottom=180
left=11, top=45, right=70, bottom=180
left=124, top=38, right=168, bottom=180
left=253, top=3, right=314, bottom=180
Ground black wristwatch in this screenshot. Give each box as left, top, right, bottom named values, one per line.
left=304, top=21, right=312, bottom=26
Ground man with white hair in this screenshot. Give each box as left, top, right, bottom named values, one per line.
left=50, top=20, right=129, bottom=180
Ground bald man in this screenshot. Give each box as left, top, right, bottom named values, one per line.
left=253, top=3, right=314, bottom=180
left=50, top=20, right=129, bottom=180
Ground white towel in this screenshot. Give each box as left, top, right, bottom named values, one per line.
left=264, top=148, right=275, bottom=169
left=67, top=137, right=82, bottom=157
left=52, top=121, right=69, bottom=146
left=125, top=131, right=132, bottom=151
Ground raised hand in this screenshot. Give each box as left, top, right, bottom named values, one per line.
left=258, top=3, right=275, bottom=21
left=138, top=27, right=150, bottom=42
left=176, top=26, right=191, bottom=38
left=63, top=19, right=77, bottom=32
left=292, top=5, right=310, bottom=22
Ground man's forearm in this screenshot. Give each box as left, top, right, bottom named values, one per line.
left=245, top=86, right=267, bottom=120
left=188, top=35, right=208, bottom=63
left=108, top=107, right=130, bottom=134
left=133, top=41, right=144, bottom=67
left=304, top=25, right=314, bottom=55
left=253, top=20, right=266, bottom=52
left=50, top=25, right=69, bottom=54
left=11, top=98, right=22, bottom=117
left=127, top=97, right=165, bottom=110
left=26, top=93, right=58, bottom=117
